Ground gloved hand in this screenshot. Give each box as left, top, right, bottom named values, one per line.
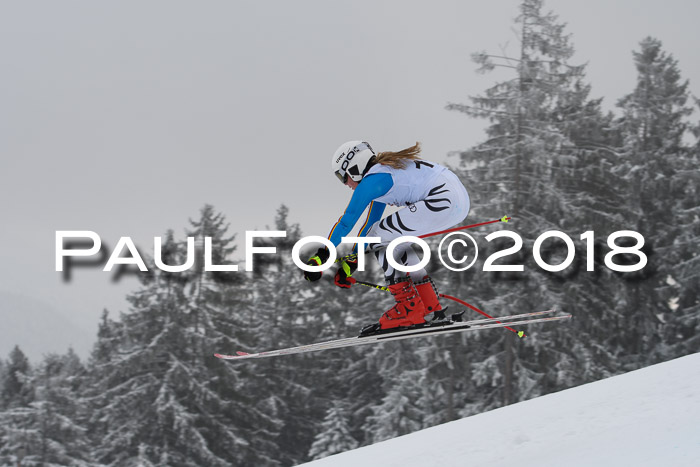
left=304, top=247, right=330, bottom=282
left=334, top=257, right=358, bottom=288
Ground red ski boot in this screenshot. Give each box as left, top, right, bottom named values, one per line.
left=414, top=276, right=446, bottom=321
left=378, top=277, right=426, bottom=330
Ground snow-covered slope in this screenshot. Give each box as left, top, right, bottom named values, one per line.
left=300, top=353, right=700, bottom=467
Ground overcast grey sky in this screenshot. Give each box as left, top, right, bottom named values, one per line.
left=1, top=0, right=699, bottom=358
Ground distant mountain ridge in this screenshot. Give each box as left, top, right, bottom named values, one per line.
left=0, top=291, right=95, bottom=361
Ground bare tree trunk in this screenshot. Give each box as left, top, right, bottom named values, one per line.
left=447, top=366, right=455, bottom=421
left=503, top=5, right=529, bottom=409
left=503, top=333, right=513, bottom=406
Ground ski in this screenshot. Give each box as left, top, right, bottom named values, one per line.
left=215, top=310, right=571, bottom=361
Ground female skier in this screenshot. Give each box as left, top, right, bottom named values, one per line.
left=304, top=141, right=470, bottom=331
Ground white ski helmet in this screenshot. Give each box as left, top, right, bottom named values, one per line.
left=331, top=141, right=376, bottom=184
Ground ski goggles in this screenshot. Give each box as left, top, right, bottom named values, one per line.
left=334, top=169, right=348, bottom=184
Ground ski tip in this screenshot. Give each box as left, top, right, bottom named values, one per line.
left=215, top=352, right=246, bottom=359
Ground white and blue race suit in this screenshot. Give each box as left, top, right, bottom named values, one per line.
left=327, top=159, right=470, bottom=282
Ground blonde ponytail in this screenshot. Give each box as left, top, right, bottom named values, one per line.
left=375, top=142, right=422, bottom=169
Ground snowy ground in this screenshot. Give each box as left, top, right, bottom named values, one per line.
left=300, top=353, right=700, bottom=467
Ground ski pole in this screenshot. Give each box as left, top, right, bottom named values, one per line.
left=354, top=279, right=526, bottom=338
left=335, top=215, right=511, bottom=263
left=418, top=215, right=510, bottom=239
left=439, top=293, right=526, bottom=338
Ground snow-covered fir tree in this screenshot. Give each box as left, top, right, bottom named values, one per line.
left=363, top=364, right=426, bottom=443
left=329, top=345, right=386, bottom=448
left=614, top=37, right=692, bottom=363
left=614, top=37, right=698, bottom=363
left=446, top=0, right=629, bottom=411
left=87, top=206, right=281, bottom=466
left=308, top=404, right=359, bottom=460
left=0, top=345, right=33, bottom=410
left=359, top=340, right=432, bottom=443
left=242, top=204, right=366, bottom=465
left=668, top=102, right=700, bottom=354
left=0, top=349, right=93, bottom=466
